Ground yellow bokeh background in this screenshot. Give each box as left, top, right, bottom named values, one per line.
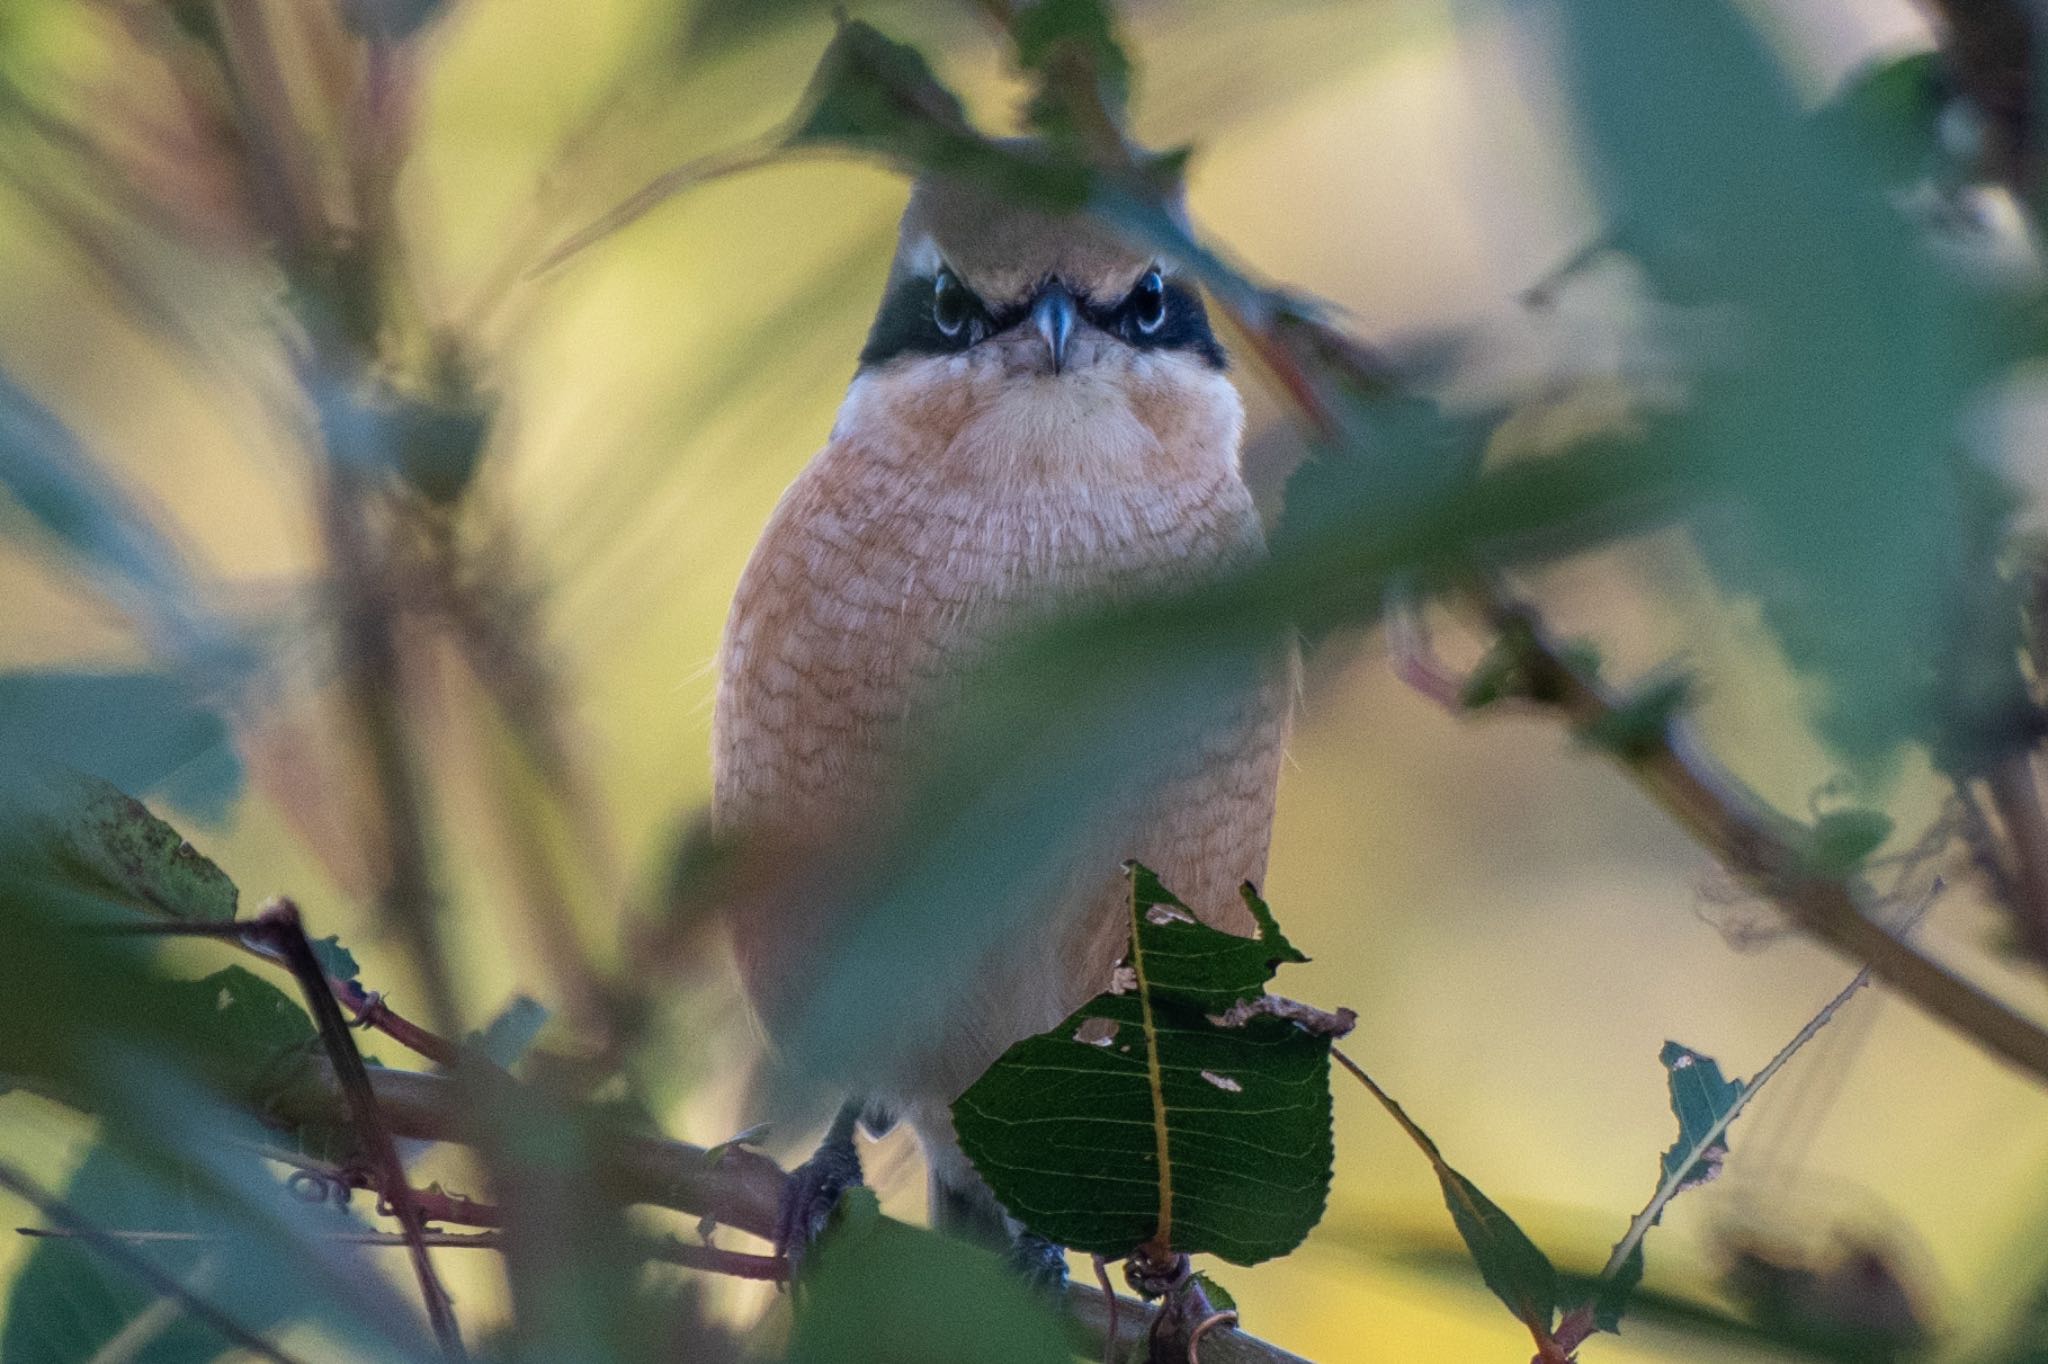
left=3, top=0, right=2045, bottom=1359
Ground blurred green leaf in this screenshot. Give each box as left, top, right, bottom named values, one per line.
left=1817, top=50, right=1949, bottom=189
left=308, top=935, right=360, bottom=986
left=786, top=20, right=1092, bottom=209
left=955, top=869, right=1337, bottom=1265
left=1575, top=674, right=1693, bottom=763
left=787, top=1187, right=1069, bottom=1364
left=678, top=0, right=832, bottom=63
left=1805, top=808, right=1895, bottom=877
left=779, top=437, right=1670, bottom=1101
left=7, top=1145, right=319, bottom=1364
left=1550, top=0, right=2009, bottom=772
left=0, top=375, right=190, bottom=606
left=0, top=671, right=243, bottom=822
left=339, top=0, right=446, bottom=39
left=471, top=995, right=550, bottom=1069
left=1, top=768, right=238, bottom=925
left=1011, top=0, right=1132, bottom=142
left=391, top=394, right=489, bottom=506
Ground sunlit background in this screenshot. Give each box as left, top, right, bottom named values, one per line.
left=3, top=0, right=2045, bottom=1359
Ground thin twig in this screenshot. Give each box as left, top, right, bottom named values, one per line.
left=330, top=977, right=462, bottom=1067
left=1484, top=598, right=2048, bottom=1085
left=19, top=1226, right=497, bottom=1250
left=1955, top=778, right=2021, bottom=909
left=0, top=1162, right=307, bottom=1364
left=1095, top=1254, right=1121, bottom=1364
left=249, top=900, right=467, bottom=1361
left=17, top=1226, right=789, bottom=1283
left=1593, top=956, right=1883, bottom=1286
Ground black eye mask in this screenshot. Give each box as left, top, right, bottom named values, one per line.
left=858, top=269, right=1226, bottom=370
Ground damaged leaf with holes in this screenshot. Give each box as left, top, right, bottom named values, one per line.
left=952, top=864, right=1343, bottom=1265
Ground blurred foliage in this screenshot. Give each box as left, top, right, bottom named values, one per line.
left=786, top=1187, right=1070, bottom=1364
left=0, top=0, right=2046, bottom=1360
left=1549, top=0, right=2025, bottom=777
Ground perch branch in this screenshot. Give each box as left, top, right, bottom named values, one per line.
left=272, top=1065, right=1311, bottom=1364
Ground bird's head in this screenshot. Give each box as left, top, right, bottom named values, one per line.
left=859, top=174, right=1224, bottom=378
left=845, top=171, right=1239, bottom=479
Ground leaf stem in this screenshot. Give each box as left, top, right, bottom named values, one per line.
left=1124, top=870, right=1177, bottom=1259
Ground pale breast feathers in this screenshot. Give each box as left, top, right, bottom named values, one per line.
left=713, top=351, right=1291, bottom=1099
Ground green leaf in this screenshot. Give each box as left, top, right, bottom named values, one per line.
left=1549, top=0, right=2009, bottom=772
left=471, top=994, right=550, bottom=1068
left=1656, top=1041, right=1744, bottom=1193
left=1011, top=0, right=1132, bottom=142
left=1575, top=675, right=1693, bottom=763
left=788, top=1187, right=1069, bottom=1364
left=307, top=934, right=360, bottom=985
left=1817, top=50, right=1948, bottom=188
left=1805, top=808, right=1895, bottom=877
left=1191, top=1269, right=1237, bottom=1314
left=1345, top=1059, right=1558, bottom=1340
left=1586, top=1041, right=1747, bottom=1336
left=1, top=768, right=238, bottom=925
left=785, top=20, right=1091, bottom=209
left=678, top=0, right=833, bottom=63
left=954, top=866, right=1337, bottom=1265
left=0, top=375, right=188, bottom=605
left=1437, top=1165, right=1559, bottom=1339
left=0, top=672, right=243, bottom=822
left=1594, top=1244, right=1645, bottom=1334
left=1123, top=866, right=1305, bottom=1010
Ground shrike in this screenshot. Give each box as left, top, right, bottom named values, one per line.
left=713, top=169, right=1290, bottom=1277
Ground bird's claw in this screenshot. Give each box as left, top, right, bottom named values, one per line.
left=1006, top=1230, right=1070, bottom=1294
left=775, top=1132, right=863, bottom=1275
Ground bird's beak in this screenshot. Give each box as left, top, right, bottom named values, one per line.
left=1031, top=282, right=1077, bottom=375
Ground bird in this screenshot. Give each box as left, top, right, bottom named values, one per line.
left=711, top=167, right=1291, bottom=1278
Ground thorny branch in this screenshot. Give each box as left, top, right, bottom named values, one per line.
left=247, top=899, right=468, bottom=1361
left=265, top=1065, right=1313, bottom=1364
left=1481, top=598, right=2048, bottom=1084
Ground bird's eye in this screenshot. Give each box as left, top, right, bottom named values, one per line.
left=1130, top=268, right=1167, bottom=334
left=932, top=269, right=971, bottom=338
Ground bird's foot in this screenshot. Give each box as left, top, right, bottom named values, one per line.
left=775, top=1103, right=864, bottom=1274
left=1006, top=1229, right=1071, bottom=1294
